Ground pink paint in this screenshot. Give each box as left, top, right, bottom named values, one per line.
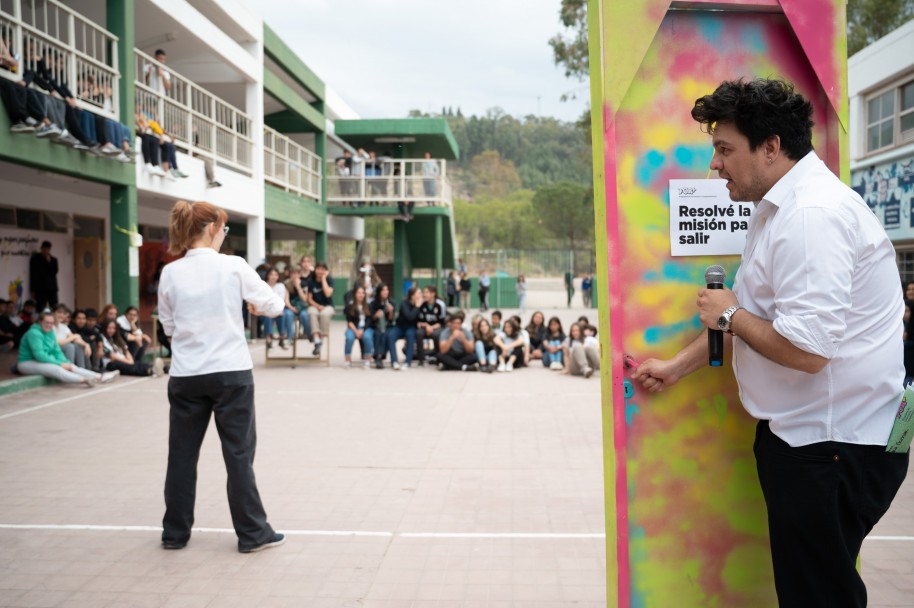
left=603, top=105, right=631, bottom=608
left=780, top=0, right=841, bottom=117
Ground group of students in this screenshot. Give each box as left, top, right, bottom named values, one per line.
left=340, top=282, right=601, bottom=377
left=5, top=299, right=164, bottom=387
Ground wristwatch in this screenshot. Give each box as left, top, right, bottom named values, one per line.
left=717, top=305, right=742, bottom=334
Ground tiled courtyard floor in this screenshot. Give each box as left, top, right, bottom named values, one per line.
left=0, top=309, right=911, bottom=607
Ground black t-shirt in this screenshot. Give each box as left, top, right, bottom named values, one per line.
left=370, top=297, right=396, bottom=326
left=459, top=278, right=471, bottom=292
left=528, top=325, right=547, bottom=350
left=307, top=275, right=334, bottom=307
left=418, top=300, right=446, bottom=326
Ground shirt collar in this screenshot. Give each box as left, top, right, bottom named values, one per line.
left=759, top=150, right=820, bottom=208
left=184, top=247, right=218, bottom=257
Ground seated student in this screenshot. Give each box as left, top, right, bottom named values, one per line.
left=416, top=285, right=447, bottom=365
left=509, top=314, right=532, bottom=366
left=306, top=262, right=335, bottom=356
left=542, top=317, right=566, bottom=370
left=387, top=286, right=423, bottom=370
left=370, top=283, right=396, bottom=369
left=116, top=306, right=152, bottom=361
left=17, top=310, right=117, bottom=386
left=526, top=311, right=547, bottom=360
left=53, top=304, right=92, bottom=369
left=284, top=267, right=312, bottom=341
left=437, top=313, right=477, bottom=371
left=473, top=317, right=500, bottom=373
left=494, top=318, right=526, bottom=372
left=562, top=322, right=600, bottom=379
left=0, top=299, right=25, bottom=349
left=262, top=267, right=294, bottom=350
left=344, top=285, right=374, bottom=369
left=490, top=310, right=503, bottom=333
left=98, top=319, right=152, bottom=376
left=71, top=308, right=103, bottom=371
left=99, top=303, right=119, bottom=324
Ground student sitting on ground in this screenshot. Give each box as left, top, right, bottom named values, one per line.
left=526, top=311, right=547, bottom=361
left=99, top=319, right=152, bottom=376
left=542, top=317, right=566, bottom=370
left=494, top=318, right=526, bottom=372
left=70, top=308, right=103, bottom=371
left=562, top=322, right=600, bottom=379
left=344, top=286, right=374, bottom=369
left=17, top=309, right=118, bottom=386
left=53, top=304, right=92, bottom=370
left=116, top=306, right=152, bottom=362
left=509, top=314, right=532, bottom=366
left=387, top=286, right=423, bottom=370
left=0, top=299, right=27, bottom=348
left=473, top=317, right=500, bottom=373
left=416, top=285, right=446, bottom=365
left=369, top=283, right=395, bottom=369
left=490, top=310, right=503, bottom=333
left=99, top=303, right=119, bottom=324
left=437, top=314, right=477, bottom=371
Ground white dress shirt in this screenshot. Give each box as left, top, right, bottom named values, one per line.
left=732, top=151, right=904, bottom=447
left=157, top=248, right=284, bottom=377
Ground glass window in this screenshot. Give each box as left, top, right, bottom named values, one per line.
left=902, top=81, right=914, bottom=112
left=0, top=206, right=15, bottom=226
left=42, top=212, right=68, bottom=233
left=17, top=209, right=40, bottom=230
left=867, top=90, right=895, bottom=152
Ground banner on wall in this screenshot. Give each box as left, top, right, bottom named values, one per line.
left=851, top=157, right=914, bottom=237
left=669, top=179, right=752, bottom=255
left=0, top=229, right=74, bottom=308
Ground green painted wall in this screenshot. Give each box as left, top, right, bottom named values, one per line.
left=263, top=24, right=326, bottom=102
left=110, top=185, right=138, bottom=309
left=263, top=71, right=324, bottom=133
left=334, top=118, right=460, bottom=160
left=264, top=184, right=326, bottom=231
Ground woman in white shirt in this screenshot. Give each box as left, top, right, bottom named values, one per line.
left=262, top=267, right=294, bottom=350
left=157, top=200, right=286, bottom=554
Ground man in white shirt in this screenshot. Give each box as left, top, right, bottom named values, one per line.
left=144, top=49, right=171, bottom=96
left=633, top=78, right=908, bottom=607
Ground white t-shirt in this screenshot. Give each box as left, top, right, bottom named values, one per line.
left=144, top=63, right=171, bottom=95
left=271, top=282, right=287, bottom=302
left=53, top=323, right=71, bottom=340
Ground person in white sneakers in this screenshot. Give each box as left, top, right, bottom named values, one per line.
left=562, top=322, right=599, bottom=378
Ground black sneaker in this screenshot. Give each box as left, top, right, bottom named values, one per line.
left=239, top=532, right=285, bottom=554
left=162, top=539, right=187, bottom=550
left=312, top=342, right=321, bottom=356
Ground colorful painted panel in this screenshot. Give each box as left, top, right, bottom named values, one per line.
left=852, top=156, right=914, bottom=238
left=588, top=2, right=847, bottom=606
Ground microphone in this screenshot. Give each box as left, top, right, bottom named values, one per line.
left=705, top=265, right=726, bottom=367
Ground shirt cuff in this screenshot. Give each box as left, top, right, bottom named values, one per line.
left=772, top=314, right=836, bottom=359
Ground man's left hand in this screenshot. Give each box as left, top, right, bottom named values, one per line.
left=697, top=286, right=738, bottom=330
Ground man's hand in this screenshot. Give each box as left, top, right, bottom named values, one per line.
left=631, top=358, right=684, bottom=393
left=697, top=286, right=739, bottom=331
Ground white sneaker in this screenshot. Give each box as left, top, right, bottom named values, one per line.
left=506, top=362, right=514, bottom=372
left=36, top=123, right=61, bottom=138
left=114, top=152, right=132, bottom=163
left=10, top=122, right=35, bottom=133
left=82, top=377, right=97, bottom=388
left=343, top=361, right=351, bottom=369
left=153, top=357, right=165, bottom=377
left=100, top=142, right=120, bottom=156
left=100, top=370, right=119, bottom=383
left=583, top=365, right=594, bottom=378
left=146, top=164, right=166, bottom=177
left=362, top=359, right=371, bottom=369
left=392, top=362, right=401, bottom=371
left=497, top=362, right=506, bottom=372
left=550, top=361, right=563, bottom=371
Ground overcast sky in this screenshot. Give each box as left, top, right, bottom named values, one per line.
left=251, top=0, right=589, bottom=123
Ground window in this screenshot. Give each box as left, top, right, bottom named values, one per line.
left=866, top=78, right=914, bottom=153
left=898, top=248, right=914, bottom=285
left=867, top=90, right=895, bottom=152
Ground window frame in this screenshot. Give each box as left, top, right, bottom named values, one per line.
left=865, top=74, right=914, bottom=156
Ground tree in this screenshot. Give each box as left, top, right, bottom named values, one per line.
left=848, top=0, right=914, bottom=55
left=549, top=0, right=589, bottom=100
left=467, top=151, right=522, bottom=199
left=531, top=182, right=594, bottom=257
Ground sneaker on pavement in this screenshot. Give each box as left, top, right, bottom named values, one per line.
left=343, top=361, right=351, bottom=369
left=583, top=365, right=594, bottom=378
left=239, top=533, right=285, bottom=554
left=497, top=362, right=506, bottom=372
left=550, top=361, right=563, bottom=371
left=162, top=539, right=187, bottom=550
left=392, top=362, right=401, bottom=370
left=362, top=359, right=371, bottom=369
left=99, top=370, right=120, bottom=384
left=153, top=357, right=165, bottom=377
left=506, top=362, right=514, bottom=372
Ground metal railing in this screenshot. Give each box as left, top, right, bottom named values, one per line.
left=0, top=0, right=119, bottom=118
left=325, top=158, right=451, bottom=207
left=264, top=126, right=321, bottom=201
left=134, top=49, right=253, bottom=174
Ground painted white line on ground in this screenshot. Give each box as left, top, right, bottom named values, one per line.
left=0, top=523, right=602, bottom=540
left=865, top=536, right=914, bottom=542
left=0, top=376, right=151, bottom=422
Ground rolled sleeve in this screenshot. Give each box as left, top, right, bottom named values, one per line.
left=769, top=206, right=855, bottom=360
left=239, top=261, right=283, bottom=317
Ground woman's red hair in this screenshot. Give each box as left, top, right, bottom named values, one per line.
left=168, top=200, right=228, bottom=255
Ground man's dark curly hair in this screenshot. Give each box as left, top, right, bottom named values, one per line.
left=691, top=78, right=814, bottom=160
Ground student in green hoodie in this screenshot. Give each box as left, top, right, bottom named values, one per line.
left=18, top=310, right=118, bottom=387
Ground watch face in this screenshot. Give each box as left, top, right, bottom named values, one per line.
left=717, top=315, right=729, bottom=331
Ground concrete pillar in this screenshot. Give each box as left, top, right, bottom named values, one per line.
left=434, top=215, right=443, bottom=297
left=393, top=220, right=408, bottom=301
left=107, top=0, right=134, bottom=125
left=315, top=230, right=328, bottom=263
left=246, top=215, right=266, bottom=266
left=110, top=185, right=138, bottom=309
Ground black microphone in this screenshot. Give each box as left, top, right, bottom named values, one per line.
left=705, top=265, right=726, bottom=367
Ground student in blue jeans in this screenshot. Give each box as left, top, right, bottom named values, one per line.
left=387, top=286, right=422, bottom=370
left=473, top=317, right=499, bottom=373
left=344, top=286, right=374, bottom=369
left=369, top=284, right=396, bottom=369
left=542, top=316, right=566, bottom=370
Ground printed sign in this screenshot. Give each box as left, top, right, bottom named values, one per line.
left=669, top=179, right=753, bottom=256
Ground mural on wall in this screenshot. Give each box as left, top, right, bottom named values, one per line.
left=0, top=230, right=74, bottom=309
left=852, top=158, right=914, bottom=235
left=588, top=0, right=848, bottom=605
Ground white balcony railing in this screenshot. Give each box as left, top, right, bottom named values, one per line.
left=0, top=0, right=119, bottom=118
left=134, top=49, right=253, bottom=174
left=264, top=126, right=321, bottom=202
left=325, top=158, right=451, bottom=208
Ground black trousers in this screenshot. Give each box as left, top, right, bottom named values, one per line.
left=478, top=286, right=489, bottom=310
left=436, top=349, right=476, bottom=370
left=415, top=326, right=441, bottom=361
left=163, top=370, right=275, bottom=550
left=0, top=79, right=42, bottom=123
left=754, top=420, right=908, bottom=607
left=34, top=289, right=58, bottom=310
